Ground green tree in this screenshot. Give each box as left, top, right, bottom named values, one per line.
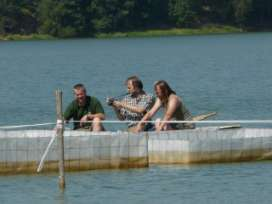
left=232, top=0, right=252, bottom=27
left=250, top=0, right=272, bottom=27
left=168, top=0, right=201, bottom=27
left=147, top=0, right=170, bottom=28
left=131, top=0, right=169, bottom=29
left=88, top=0, right=169, bottom=32
left=89, top=0, right=141, bottom=32
left=0, top=0, right=38, bottom=35
left=38, top=0, right=92, bottom=37
left=200, top=0, right=234, bottom=24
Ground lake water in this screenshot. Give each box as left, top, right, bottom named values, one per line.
left=1, top=163, right=272, bottom=204
left=0, top=33, right=272, bottom=203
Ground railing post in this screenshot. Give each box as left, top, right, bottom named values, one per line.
left=55, top=90, right=65, bottom=189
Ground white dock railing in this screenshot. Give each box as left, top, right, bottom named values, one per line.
left=0, top=119, right=272, bottom=130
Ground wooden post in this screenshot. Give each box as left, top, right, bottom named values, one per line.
left=55, top=90, right=65, bottom=189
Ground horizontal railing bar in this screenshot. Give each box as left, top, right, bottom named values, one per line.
left=0, top=120, right=271, bottom=129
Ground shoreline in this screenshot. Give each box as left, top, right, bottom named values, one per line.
left=95, top=25, right=243, bottom=38
left=0, top=34, right=55, bottom=41
left=0, top=25, right=244, bottom=41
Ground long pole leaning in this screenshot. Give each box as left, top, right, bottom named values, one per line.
left=55, top=90, right=65, bottom=189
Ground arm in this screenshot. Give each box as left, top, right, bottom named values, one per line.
left=112, top=94, right=154, bottom=115
left=87, top=113, right=105, bottom=120
left=158, top=96, right=180, bottom=131
left=112, top=103, right=125, bottom=120
left=79, top=112, right=105, bottom=128
left=107, top=97, right=124, bottom=120
left=80, top=112, right=105, bottom=127
left=135, top=98, right=161, bottom=132
left=113, top=101, right=146, bottom=114
left=80, top=98, right=105, bottom=127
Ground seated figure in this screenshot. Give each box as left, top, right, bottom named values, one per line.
left=136, top=80, right=194, bottom=132
left=107, top=76, right=155, bottom=132
left=64, top=83, right=105, bottom=131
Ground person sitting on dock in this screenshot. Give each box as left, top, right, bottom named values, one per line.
left=107, top=76, right=155, bottom=132
left=64, top=83, right=105, bottom=131
left=136, top=80, right=194, bottom=132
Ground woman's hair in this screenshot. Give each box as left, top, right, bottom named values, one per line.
left=154, top=80, right=176, bottom=104
left=125, top=75, right=143, bottom=90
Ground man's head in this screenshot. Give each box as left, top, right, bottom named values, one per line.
left=125, top=76, right=143, bottom=95
left=73, top=84, right=87, bottom=106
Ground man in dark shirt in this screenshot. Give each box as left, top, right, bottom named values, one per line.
left=64, top=84, right=105, bottom=131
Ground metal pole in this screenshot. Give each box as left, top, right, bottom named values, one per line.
left=55, top=90, right=65, bottom=189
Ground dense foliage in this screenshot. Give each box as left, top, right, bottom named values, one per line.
left=1, top=0, right=272, bottom=37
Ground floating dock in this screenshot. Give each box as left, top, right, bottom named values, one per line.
left=0, top=127, right=272, bottom=174
left=0, top=130, right=148, bottom=174
left=148, top=127, right=272, bottom=164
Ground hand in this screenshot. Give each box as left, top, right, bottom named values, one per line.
left=106, top=97, right=115, bottom=106
left=80, top=114, right=89, bottom=127
left=134, top=124, right=143, bottom=133
left=112, top=101, right=122, bottom=109
left=156, top=123, right=166, bottom=132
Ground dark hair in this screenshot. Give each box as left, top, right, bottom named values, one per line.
left=154, top=80, right=176, bottom=103
left=73, top=83, right=86, bottom=91
left=125, top=76, right=143, bottom=90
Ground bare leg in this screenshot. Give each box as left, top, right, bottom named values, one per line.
left=91, top=117, right=105, bottom=132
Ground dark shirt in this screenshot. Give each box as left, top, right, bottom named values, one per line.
left=64, top=96, right=104, bottom=129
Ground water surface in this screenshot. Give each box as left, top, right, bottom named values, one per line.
left=0, top=33, right=272, bottom=203
left=1, top=162, right=272, bottom=204
left=0, top=33, right=272, bottom=127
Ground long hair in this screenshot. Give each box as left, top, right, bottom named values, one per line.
left=154, top=80, right=176, bottom=105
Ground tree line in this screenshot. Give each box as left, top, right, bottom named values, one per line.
left=1, top=0, right=272, bottom=38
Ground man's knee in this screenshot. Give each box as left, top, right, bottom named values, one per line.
left=92, top=117, right=105, bottom=131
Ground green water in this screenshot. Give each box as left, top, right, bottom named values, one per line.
left=0, top=33, right=272, bottom=203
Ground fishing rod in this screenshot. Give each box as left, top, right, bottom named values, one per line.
left=113, top=92, right=129, bottom=100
